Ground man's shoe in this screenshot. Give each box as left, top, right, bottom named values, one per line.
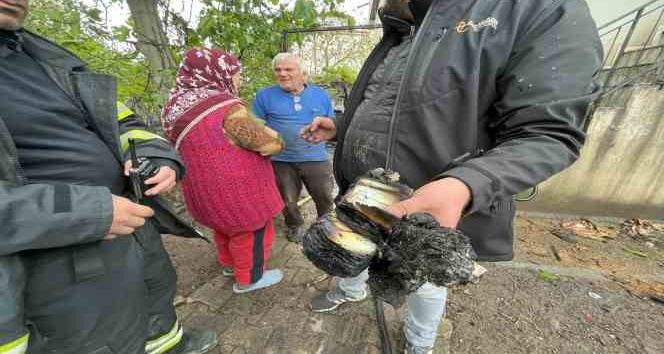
left=401, top=330, right=434, bottom=354
left=404, top=343, right=433, bottom=354
left=310, top=288, right=367, bottom=313
left=286, top=225, right=305, bottom=243
left=167, top=330, right=218, bottom=354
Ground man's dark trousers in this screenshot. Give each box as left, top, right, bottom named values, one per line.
left=22, top=219, right=179, bottom=354
left=137, top=220, right=179, bottom=343
left=272, top=161, right=334, bottom=228
left=23, top=236, right=148, bottom=354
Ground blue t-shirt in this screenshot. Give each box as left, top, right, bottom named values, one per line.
left=252, top=84, right=335, bottom=162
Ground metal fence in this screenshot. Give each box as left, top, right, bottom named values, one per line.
left=281, top=25, right=383, bottom=110
left=599, top=0, right=664, bottom=92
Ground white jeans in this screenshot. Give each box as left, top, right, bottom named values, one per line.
left=338, top=269, right=448, bottom=348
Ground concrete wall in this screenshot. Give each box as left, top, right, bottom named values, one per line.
left=519, top=84, right=664, bottom=219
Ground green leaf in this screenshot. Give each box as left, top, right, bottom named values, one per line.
left=113, top=26, right=130, bottom=42
left=537, top=270, right=560, bottom=281
left=294, top=0, right=318, bottom=27
left=85, top=8, right=102, bottom=22
left=622, top=248, right=648, bottom=258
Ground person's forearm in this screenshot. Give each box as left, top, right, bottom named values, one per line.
left=0, top=182, right=113, bottom=255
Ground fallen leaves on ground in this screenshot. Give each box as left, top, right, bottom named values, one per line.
left=611, top=277, right=664, bottom=301
left=619, top=219, right=661, bottom=239
left=557, top=218, right=615, bottom=242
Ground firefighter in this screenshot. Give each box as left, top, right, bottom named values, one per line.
left=0, top=1, right=217, bottom=353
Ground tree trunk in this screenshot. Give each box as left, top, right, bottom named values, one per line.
left=126, top=0, right=177, bottom=92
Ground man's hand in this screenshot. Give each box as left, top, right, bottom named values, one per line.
left=106, top=195, right=154, bottom=239
left=123, top=161, right=177, bottom=196
left=300, top=116, right=336, bottom=143
left=385, top=177, right=472, bottom=228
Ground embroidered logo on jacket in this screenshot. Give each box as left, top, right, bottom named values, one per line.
left=455, top=17, right=499, bottom=33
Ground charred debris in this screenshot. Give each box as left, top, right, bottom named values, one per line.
left=303, top=168, right=478, bottom=307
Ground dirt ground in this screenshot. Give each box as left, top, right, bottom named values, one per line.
left=163, top=208, right=664, bottom=354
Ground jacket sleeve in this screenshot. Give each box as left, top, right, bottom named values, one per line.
left=116, top=102, right=186, bottom=179
left=0, top=181, right=113, bottom=256
left=441, top=0, right=603, bottom=213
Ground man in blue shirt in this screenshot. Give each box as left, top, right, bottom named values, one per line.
left=252, top=53, right=336, bottom=242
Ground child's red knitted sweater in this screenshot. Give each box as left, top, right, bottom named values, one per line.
left=178, top=105, right=284, bottom=234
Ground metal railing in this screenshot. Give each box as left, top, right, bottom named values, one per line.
left=599, top=0, right=664, bottom=89
left=583, top=0, right=664, bottom=131
left=281, top=24, right=382, bottom=52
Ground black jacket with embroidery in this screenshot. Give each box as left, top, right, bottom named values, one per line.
left=335, top=0, right=603, bottom=261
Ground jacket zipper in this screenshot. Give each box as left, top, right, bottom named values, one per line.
left=65, top=73, right=97, bottom=128
left=384, top=9, right=440, bottom=170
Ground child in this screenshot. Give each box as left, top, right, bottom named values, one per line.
left=161, top=48, right=285, bottom=293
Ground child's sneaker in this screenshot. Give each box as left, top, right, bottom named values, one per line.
left=221, top=266, right=234, bottom=277
left=232, top=269, right=283, bottom=293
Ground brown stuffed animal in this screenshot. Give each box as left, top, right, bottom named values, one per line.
left=223, top=105, right=285, bottom=156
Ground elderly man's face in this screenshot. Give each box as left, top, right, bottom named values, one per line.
left=0, top=0, right=28, bottom=31
left=274, top=58, right=305, bottom=94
